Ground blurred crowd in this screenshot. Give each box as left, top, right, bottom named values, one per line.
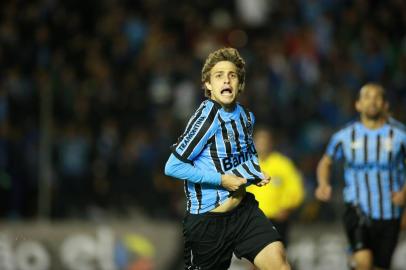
left=1, top=0, right=405, bottom=220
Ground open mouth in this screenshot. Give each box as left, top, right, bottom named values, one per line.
left=221, top=87, right=233, bottom=95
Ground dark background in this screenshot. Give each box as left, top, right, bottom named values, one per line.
left=1, top=0, right=405, bottom=225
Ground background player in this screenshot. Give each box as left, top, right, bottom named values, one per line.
left=315, top=83, right=406, bottom=270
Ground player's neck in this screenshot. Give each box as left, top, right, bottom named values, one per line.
left=209, top=98, right=237, bottom=112
left=361, top=116, right=387, bottom=130
left=222, top=103, right=237, bottom=112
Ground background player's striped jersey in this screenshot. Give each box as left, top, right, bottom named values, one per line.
left=326, top=118, right=406, bottom=219
left=171, top=99, right=264, bottom=214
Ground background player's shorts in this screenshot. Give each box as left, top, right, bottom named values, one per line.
left=343, top=204, right=401, bottom=269
left=183, top=192, right=281, bottom=270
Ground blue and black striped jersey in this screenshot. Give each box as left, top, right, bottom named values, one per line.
left=326, top=118, right=406, bottom=219
left=171, top=99, right=264, bottom=214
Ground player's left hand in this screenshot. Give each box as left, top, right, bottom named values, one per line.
left=391, top=190, right=406, bottom=206
left=255, top=172, right=270, bottom=187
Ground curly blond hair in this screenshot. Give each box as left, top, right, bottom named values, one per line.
left=201, top=48, right=246, bottom=97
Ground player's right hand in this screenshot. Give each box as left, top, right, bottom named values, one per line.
left=315, top=184, right=332, bottom=202
left=221, top=174, right=247, bottom=191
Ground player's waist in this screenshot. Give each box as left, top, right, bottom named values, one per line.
left=344, top=203, right=402, bottom=221
left=210, top=188, right=246, bottom=213
left=345, top=162, right=401, bottom=171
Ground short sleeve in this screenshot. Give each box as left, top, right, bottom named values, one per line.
left=171, top=100, right=219, bottom=163
left=325, top=131, right=344, bottom=160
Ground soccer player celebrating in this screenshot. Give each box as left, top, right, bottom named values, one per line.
left=315, top=83, right=406, bottom=270
left=165, top=48, right=290, bottom=270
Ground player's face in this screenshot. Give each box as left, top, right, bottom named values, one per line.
left=356, top=86, right=388, bottom=120
left=205, top=61, right=240, bottom=109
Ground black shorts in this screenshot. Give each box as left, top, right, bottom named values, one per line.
left=343, top=204, right=401, bottom=269
left=183, top=192, right=281, bottom=270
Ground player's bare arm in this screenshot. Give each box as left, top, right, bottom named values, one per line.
left=315, top=154, right=333, bottom=202
left=391, top=184, right=406, bottom=206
